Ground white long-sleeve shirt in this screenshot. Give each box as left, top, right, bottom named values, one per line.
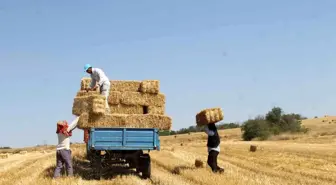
left=205, top=127, right=220, bottom=152
left=89, top=68, right=110, bottom=88
left=56, top=117, right=79, bottom=150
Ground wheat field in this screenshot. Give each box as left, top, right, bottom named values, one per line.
left=1, top=117, right=336, bottom=185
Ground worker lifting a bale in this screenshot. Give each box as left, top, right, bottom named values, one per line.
left=196, top=107, right=225, bottom=174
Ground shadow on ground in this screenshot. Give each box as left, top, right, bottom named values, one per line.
left=43, top=157, right=141, bottom=180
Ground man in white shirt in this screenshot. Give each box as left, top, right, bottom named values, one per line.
left=53, top=117, right=79, bottom=178
left=84, top=64, right=110, bottom=113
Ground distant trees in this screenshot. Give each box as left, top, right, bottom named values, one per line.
left=159, top=122, right=240, bottom=136
left=241, top=107, right=308, bottom=141
left=0, top=147, right=11, bottom=149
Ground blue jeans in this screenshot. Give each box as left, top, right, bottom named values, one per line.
left=53, top=149, right=73, bottom=178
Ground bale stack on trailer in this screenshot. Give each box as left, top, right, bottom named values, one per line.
left=196, top=107, right=224, bottom=126
left=72, top=78, right=172, bottom=130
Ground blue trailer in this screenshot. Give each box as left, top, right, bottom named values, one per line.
left=85, top=127, right=160, bottom=179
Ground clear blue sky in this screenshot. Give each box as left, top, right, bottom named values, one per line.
left=1, top=0, right=335, bottom=148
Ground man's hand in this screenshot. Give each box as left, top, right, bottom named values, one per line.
left=92, top=85, right=99, bottom=91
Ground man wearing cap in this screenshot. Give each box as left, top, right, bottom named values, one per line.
left=84, top=64, right=110, bottom=113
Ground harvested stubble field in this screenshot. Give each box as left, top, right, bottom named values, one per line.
left=1, top=117, right=336, bottom=185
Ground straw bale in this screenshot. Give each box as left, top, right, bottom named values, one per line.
left=78, top=114, right=172, bottom=130
left=72, top=97, right=89, bottom=116
left=196, top=107, right=224, bottom=126
left=195, top=159, right=204, bottom=168
left=76, top=90, right=99, bottom=97
left=110, top=80, right=141, bottom=92
left=0, top=153, right=9, bottom=159
left=92, top=98, right=106, bottom=115
left=110, top=104, right=143, bottom=114
left=87, top=114, right=127, bottom=128
left=77, top=113, right=89, bottom=129
left=72, top=94, right=106, bottom=116
left=80, top=77, right=92, bottom=90
left=108, top=91, right=121, bottom=105
left=250, top=145, right=257, bottom=152
left=148, top=106, right=165, bottom=115
left=125, top=114, right=172, bottom=130
left=19, top=151, right=27, bottom=155
left=121, top=92, right=165, bottom=106
left=140, top=80, right=160, bottom=94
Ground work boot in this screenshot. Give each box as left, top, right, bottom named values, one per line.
left=217, top=167, right=224, bottom=174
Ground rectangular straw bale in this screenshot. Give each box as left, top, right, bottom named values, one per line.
left=77, top=113, right=89, bottom=129
left=110, top=80, right=141, bottom=92
left=72, top=94, right=106, bottom=116
left=80, top=77, right=92, bottom=90
left=121, top=92, right=165, bottom=106
left=108, top=91, right=121, bottom=105
left=147, top=106, right=165, bottom=115
left=92, top=98, right=106, bottom=115
left=140, top=80, right=160, bottom=94
left=72, top=96, right=90, bottom=116
left=125, top=114, right=172, bottom=130
left=196, top=107, right=224, bottom=126
left=88, top=114, right=127, bottom=128
left=80, top=114, right=172, bottom=130
left=110, top=104, right=143, bottom=114
left=0, top=153, right=9, bottom=159
left=76, top=90, right=99, bottom=97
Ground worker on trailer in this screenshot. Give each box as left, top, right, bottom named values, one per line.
left=205, top=123, right=225, bottom=173
left=84, top=64, right=110, bottom=113
left=53, top=117, right=79, bottom=178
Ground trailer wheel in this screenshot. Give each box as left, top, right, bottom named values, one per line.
left=86, top=145, right=91, bottom=160
left=139, top=154, right=151, bottom=179
left=92, top=153, right=102, bottom=180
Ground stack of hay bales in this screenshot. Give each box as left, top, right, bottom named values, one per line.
left=72, top=78, right=172, bottom=130
left=196, top=107, right=224, bottom=126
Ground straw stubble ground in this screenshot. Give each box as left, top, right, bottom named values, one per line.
left=1, top=119, right=336, bottom=185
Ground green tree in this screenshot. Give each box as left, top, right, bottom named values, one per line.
left=241, top=116, right=271, bottom=141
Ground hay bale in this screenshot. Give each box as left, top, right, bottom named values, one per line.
left=108, top=91, right=122, bottom=105
left=110, top=104, right=143, bottom=114
left=125, top=114, right=172, bottom=130
left=88, top=114, right=127, bottom=128
left=80, top=77, right=92, bottom=90
left=148, top=106, right=165, bottom=115
left=121, top=92, right=165, bottom=106
left=140, top=80, right=160, bottom=94
left=19, top=151, right=27, bottom=155
left=250, top=145, right=257, bottom=152
left=110, top=80, right=141, bottom=92
left=77, top=112, right=90, bottom=128
left=195, top=159, right=204, bottom=168
left=196, top=107, right=224, bottom=126
left=72, top=95, right=106, bottom=116
left=76, top=90, right=99, bottom=96
left=78, top=114, right=172, bottom=130
left=92, top=98, right=106, bottom=115
left=0, top=153, right=9, bottom=159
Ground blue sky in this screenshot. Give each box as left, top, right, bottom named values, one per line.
left=0, top=0, right=335, bottom=148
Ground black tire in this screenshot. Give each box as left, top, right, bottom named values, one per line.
left=139, top=154, right=151, bottom=179
left=92, top=153, right=102, bottom=180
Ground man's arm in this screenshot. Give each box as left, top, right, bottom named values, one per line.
left=89, top=78, right=96, bottom=89
left=67, top=117, right=79, bottom=132
left=204, top=126, right=215, bottom=136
